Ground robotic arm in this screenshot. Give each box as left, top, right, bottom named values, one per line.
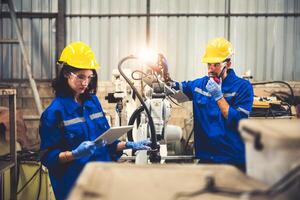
left=118, top=53, right=183, bottom=164
left=142, top=54, right=189, bottom=103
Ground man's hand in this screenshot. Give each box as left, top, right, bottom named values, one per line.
left=206, top=78, right=223, bottom=101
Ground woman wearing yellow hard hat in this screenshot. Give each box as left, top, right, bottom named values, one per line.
left=173, top=37, right=253, bottom=172
left=39, top=41, right=151, bottom=200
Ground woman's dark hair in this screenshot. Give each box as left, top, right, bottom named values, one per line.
left=52, top=64, right=98, bottom=100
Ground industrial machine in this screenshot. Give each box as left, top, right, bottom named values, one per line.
left=251, top=81, right=297, bottom=118
left=105, top=52, right=187, bottom=164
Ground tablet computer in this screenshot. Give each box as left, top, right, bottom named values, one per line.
left=93, top=125, right=134, bottom=144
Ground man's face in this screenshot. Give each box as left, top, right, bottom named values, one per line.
left=207, top=63, right=223, bottom=77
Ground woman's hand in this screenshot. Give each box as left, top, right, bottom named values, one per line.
left=125, top=140, right=151, bottom=151
left=71, top=140, right=105, bottom=159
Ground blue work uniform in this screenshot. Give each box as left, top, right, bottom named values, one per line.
left=175, top=69, right=253, bottom=165
left=39, top=95, right=122, bottom=200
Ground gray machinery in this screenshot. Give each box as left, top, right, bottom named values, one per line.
left=106, top=52, right=188, bottom=164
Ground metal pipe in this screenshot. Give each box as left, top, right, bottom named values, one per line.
left=64, top=13, right=300, bottom=18
left=56, top=0, right=66, bottom=75
left=1, top=12, right=299, bottom=19
left=227, top=0, right=231, bottom=40
left=9, top=90, right=17, bottom=200
left=146, top=0, right=150, bottom=47
left=7, top=0, right=43, bottom=115
left=0, top=12, right=57, bottom=18
left=0, top=39, right=19, bottom=44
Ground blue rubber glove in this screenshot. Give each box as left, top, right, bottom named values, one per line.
left=206, top=78, right=223, bottom=101
left=72, top=141, right=105, bottom=159
left=94, top=139, right=107, bottom=147
left=125, top=140, right=151, bottom=151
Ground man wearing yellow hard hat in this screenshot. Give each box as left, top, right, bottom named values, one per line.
left=39, top=41, right=151, bottom=200
left=173, top=38, right=254, bottom=172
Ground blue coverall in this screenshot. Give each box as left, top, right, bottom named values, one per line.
left=175, top=69, right=253, bottom=165
left=39, top=95, right=122, bottom=200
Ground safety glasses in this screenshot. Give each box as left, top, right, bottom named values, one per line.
left=69, top=72, right=95, bottom=83
left=207, top=61, right=227, bottom=69
left=207, top=63, right=221, bottom=68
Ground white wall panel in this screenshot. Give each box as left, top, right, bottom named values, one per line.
left=66, top=16, right=147, bottom=81
left=231, top=16, right=300, bottom=81
left=149, top=16, right=227, bottom=81
left=1, top=0, right=299, bottom=81
left=65, top=0, right=299, bottom=81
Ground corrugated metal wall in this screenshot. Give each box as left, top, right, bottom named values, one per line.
left=1, top=0, right=299, bottom=81
left=66, top=0, right=147, bottom=81
left=0, top=0, right=57, bottom=80
left=230, top=0, right=300, bottom=81
left=148, top=0, right=300, bottom=81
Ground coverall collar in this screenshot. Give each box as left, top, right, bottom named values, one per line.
left=222, top=69, right=236, bottom=85
left=83, top=97, right=97, bottom=109
left=58, top=95, right=96, bottom=114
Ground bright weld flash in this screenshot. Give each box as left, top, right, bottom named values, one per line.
left=137, top=48, right=159, bottom=66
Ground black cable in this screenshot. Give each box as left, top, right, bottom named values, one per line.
left=118, top=55, right=160, bottom=163
left=126, top=106, right=144, bottom=156
left=184, top=127, right=194, bottom=155
left=0, top=151, right=42, bottom=196
left=36, top=164, right=42, bottom=200
left=17, top=164, right=41, bottom=195
left=16, top=158, right=21, bottom=195
left=131, top=70, right=149, bottom=80
left=127, top=106, right=145, bottom=141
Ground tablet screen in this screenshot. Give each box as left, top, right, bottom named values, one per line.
left=93, top=125, right=134, bottom=144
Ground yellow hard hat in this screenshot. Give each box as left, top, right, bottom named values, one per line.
left=58, top=41, right=99, bottom=69
left=202, top=37, right=234, bottom=64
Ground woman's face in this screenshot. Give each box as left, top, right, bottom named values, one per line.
left=67, top=69, right=95, bottom=96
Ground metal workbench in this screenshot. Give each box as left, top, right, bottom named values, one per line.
left=0, top=88, right=17, bottom=200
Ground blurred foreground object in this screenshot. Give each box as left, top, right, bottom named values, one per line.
left=69, top=163, right=269, bottom=200
left=239, top=118, right=300, bottom=185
